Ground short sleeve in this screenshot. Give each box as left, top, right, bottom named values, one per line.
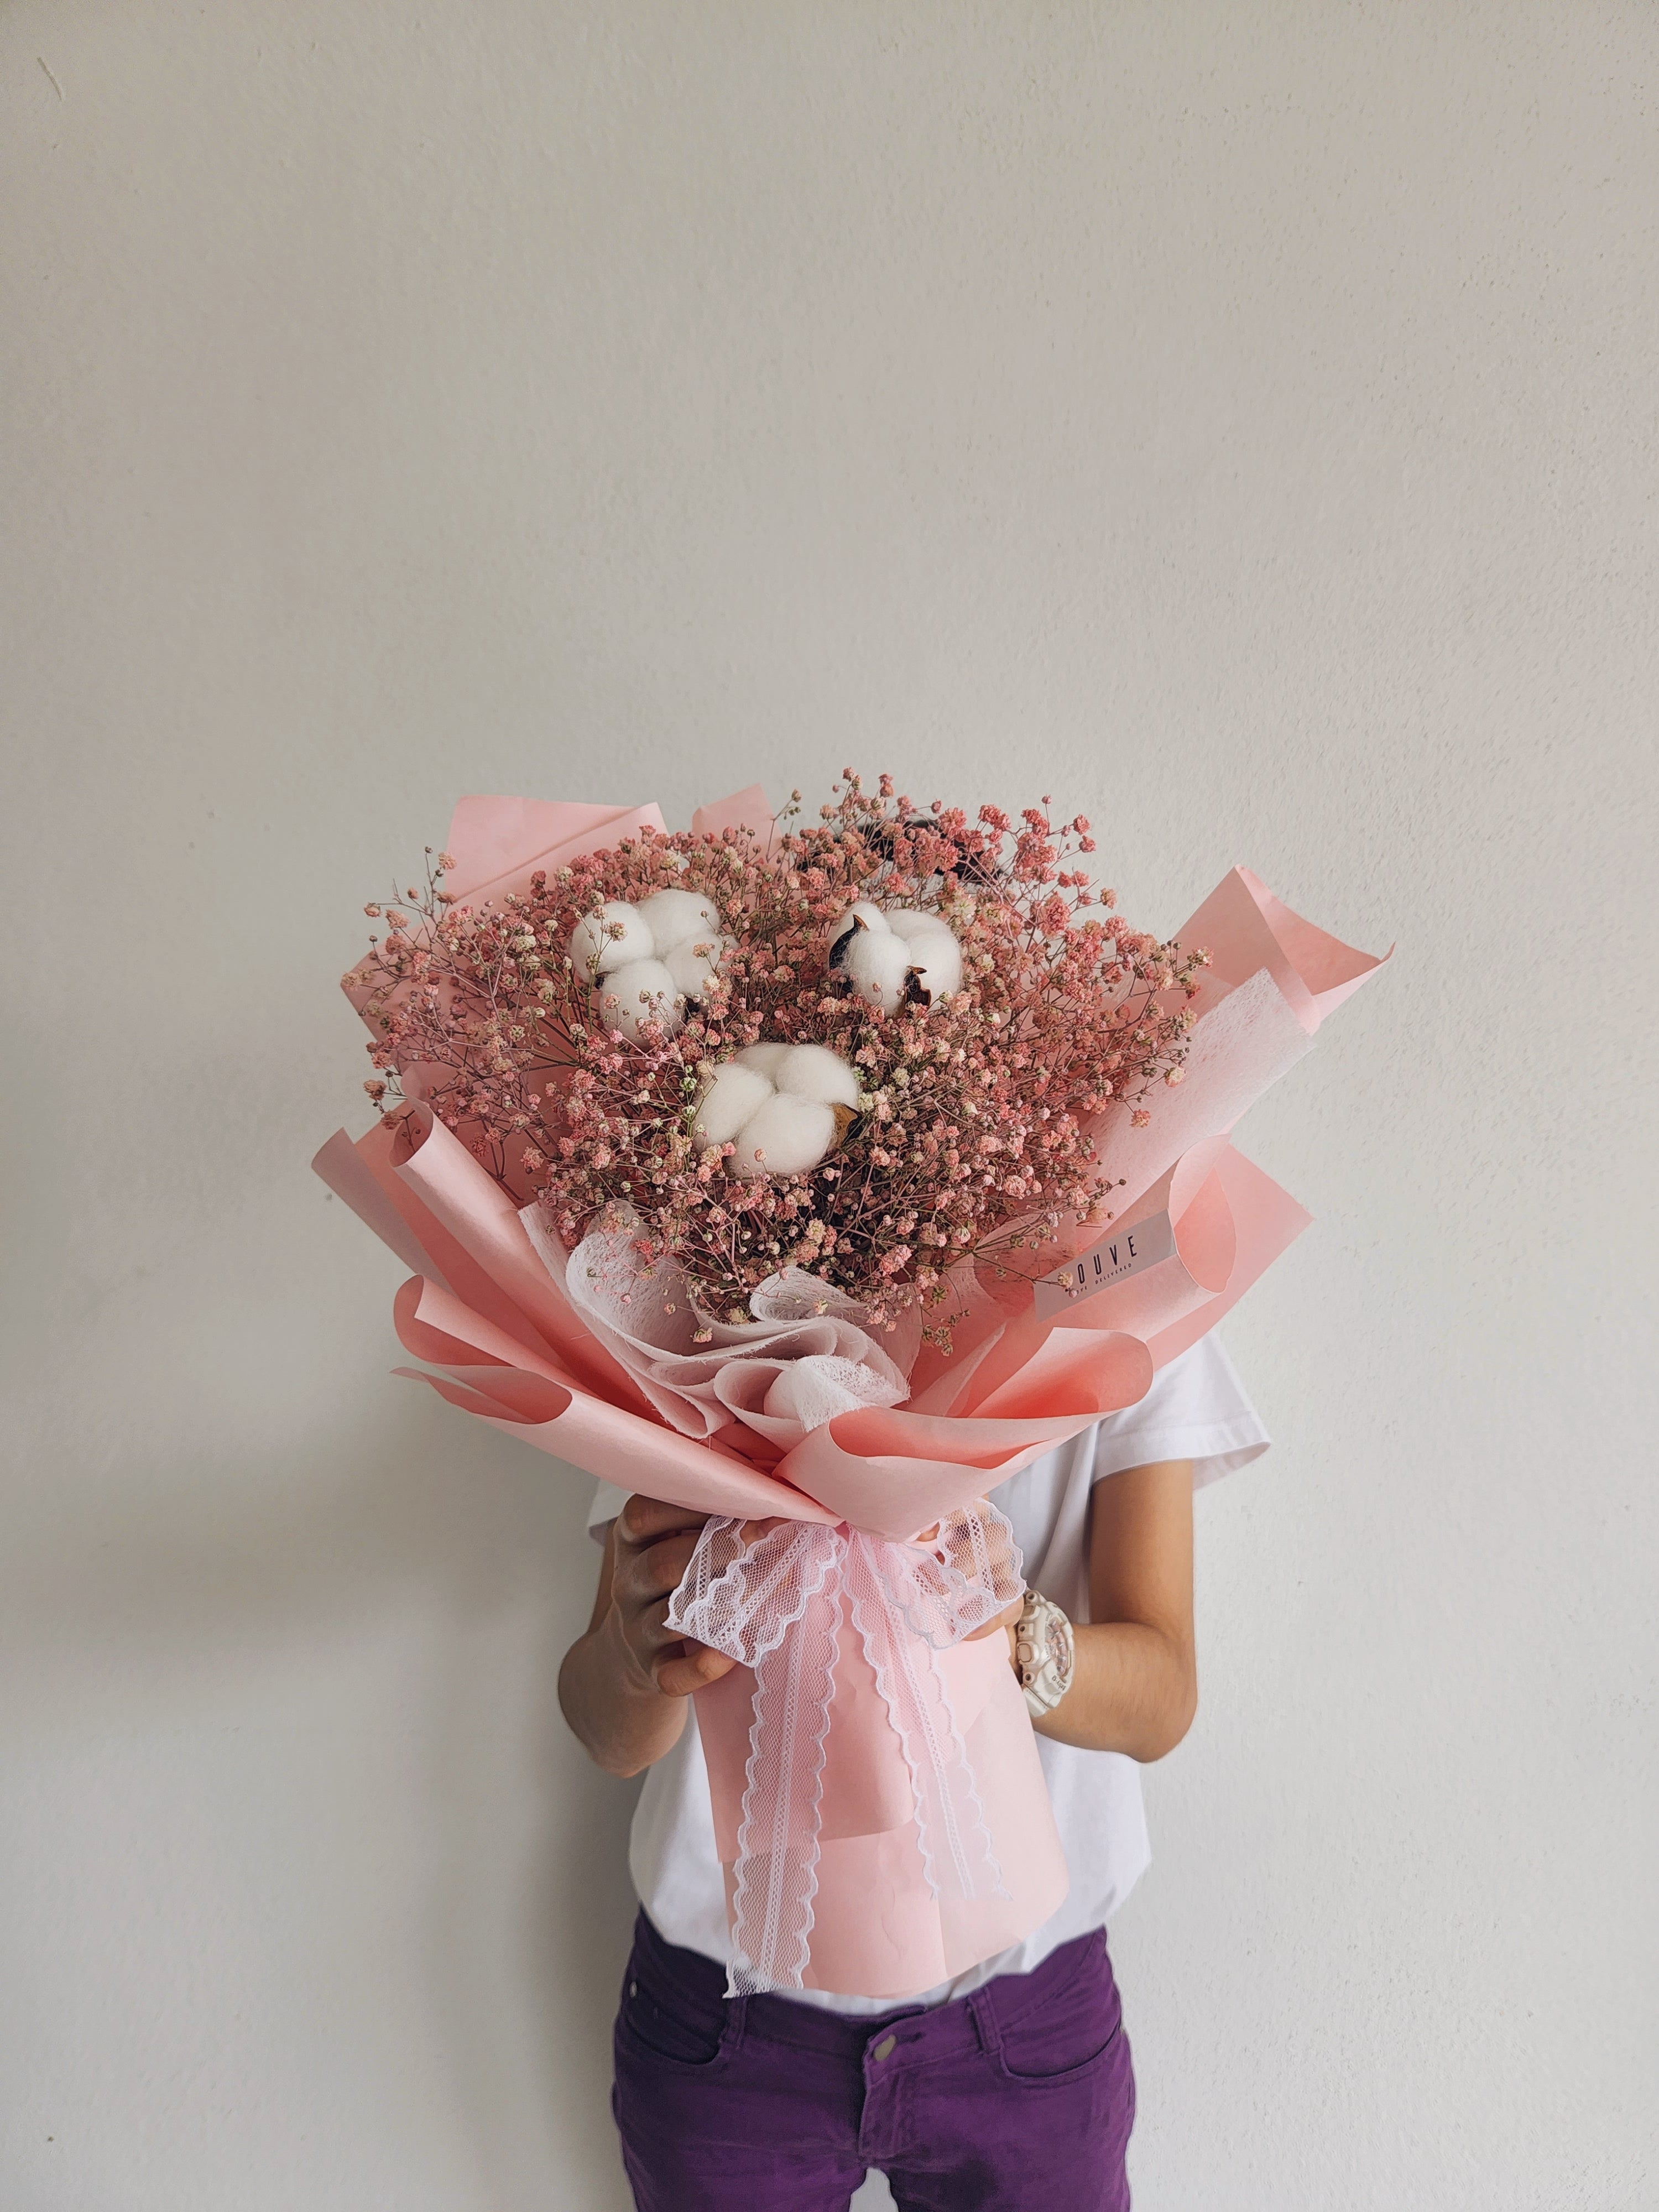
left=587, top=1478, right=632, bottom=1544
left=1091, top=1333, right=1269, bottom=1491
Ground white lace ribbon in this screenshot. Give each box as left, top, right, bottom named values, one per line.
left=665, top=1503, right=1025, bottom=1996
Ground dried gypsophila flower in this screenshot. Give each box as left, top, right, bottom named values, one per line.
left=348, top=775, right=1206, bottom=1333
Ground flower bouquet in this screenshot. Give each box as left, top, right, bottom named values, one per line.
left=315, top=774, right=1384, bottom=1997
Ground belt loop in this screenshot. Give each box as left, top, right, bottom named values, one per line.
left=721, top=1992, right=750, bottom=2057
left=966, top=1986, right=1001, bottom=2062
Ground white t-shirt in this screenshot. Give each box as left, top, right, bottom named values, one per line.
left=586, top=1331, right=1267, bottom=2015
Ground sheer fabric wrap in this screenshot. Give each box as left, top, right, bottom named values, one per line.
left=666, top=1505, right=1025, bottom=1995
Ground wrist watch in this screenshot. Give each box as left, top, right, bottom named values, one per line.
left=1013, top=1589, right=1075, bottom=1718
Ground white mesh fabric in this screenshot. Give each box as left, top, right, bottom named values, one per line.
left=664, top=1504, right=1026, bottom=1994
left=727, top=1568, right=842, bottom=1995
left=669, top=1515, right=837, bottom=1665
left=888, top=1503, right=1024, bottom=1647
left=519, top=1213, right=913, bottom=1448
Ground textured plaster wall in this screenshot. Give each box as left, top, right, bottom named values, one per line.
left=2, top=6, right=1654, bottom=2208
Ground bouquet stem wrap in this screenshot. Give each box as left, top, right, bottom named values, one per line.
left=666, top=1503, right=1036, bottom=1997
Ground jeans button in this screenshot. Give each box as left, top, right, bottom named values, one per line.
left=872, top=2034, right=896, bottom=2062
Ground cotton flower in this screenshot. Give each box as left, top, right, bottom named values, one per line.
left=827, top=904, right=963, bottom=1013
left=596, top=958, right=679, bottom=1041
left=569, top=899, right=654, bottom=976
left=694, top=1042, right=861, bottom=1178
left=570, top=890, right=728, bottom=1039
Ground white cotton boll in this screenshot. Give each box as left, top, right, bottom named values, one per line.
left=664, top=936, right=726, bottom=1000
left=735, top=1042, right=792, bottom=1081
left=599, top=957, right=680, bottom=1040
left=697, top=1041, right=855, bottom=1177
left=885, top=909, right=952, bottom=948
left=905, top=927, right=962, bottom=1000
left=569, top=899, right=654, bottom=977
left=886, top=908, right=962, bottom=995
left=729, top=1091, right=836, bottom=1179
left=635, top=888, right=721, bottom=954
left=826, top=902, right=888, bottom=958
left=843, top=927, right=916, bottom=1013
left=692, top=1061, right=775, bottom=1148
left=775, top=1044, right=860, bottom=1110
left=830, top=904, right=963, bottom=1008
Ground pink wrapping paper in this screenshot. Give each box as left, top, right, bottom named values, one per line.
left=697, top=1629, right=1068, bottom=1998
left=317, top=789, right=1386, bottom=1996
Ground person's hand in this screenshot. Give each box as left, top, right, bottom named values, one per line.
left=607, top=1495, right=739, bottom=1698
left=969, top=1594, right=1027, bottom=1672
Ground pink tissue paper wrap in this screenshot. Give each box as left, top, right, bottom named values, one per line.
left=315, top=788, right=1386, bottom=1998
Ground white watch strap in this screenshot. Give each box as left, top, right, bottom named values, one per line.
left=1014, top=1590, right=1074, bottom=1718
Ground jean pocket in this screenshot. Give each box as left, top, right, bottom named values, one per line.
left=988, top=1943, right=1124, bottom=2088
left=615, top=1963, right=732, bottom=2070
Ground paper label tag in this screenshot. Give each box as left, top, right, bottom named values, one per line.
left=1034, top=1211, right=1177, bottom=1318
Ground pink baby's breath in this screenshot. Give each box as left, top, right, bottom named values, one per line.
left=351, top=775, right=1204, bottom=1336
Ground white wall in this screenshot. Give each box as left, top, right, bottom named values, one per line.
left=3, top=6, right=1654, bottom=2207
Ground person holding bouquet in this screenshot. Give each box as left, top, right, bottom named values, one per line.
left=325, top=774, right=1378, bottom=2211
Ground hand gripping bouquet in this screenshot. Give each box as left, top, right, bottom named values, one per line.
left=315, top=774, right=1385, bottom=1999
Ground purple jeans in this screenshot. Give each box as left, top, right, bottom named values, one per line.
left=612, top=1912, right=1135, bottom=2211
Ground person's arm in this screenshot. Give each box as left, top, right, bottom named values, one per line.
left=557, top=1495, right=737, bottom=1778
left=1019, top=1459, right=1198, bottom=1760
